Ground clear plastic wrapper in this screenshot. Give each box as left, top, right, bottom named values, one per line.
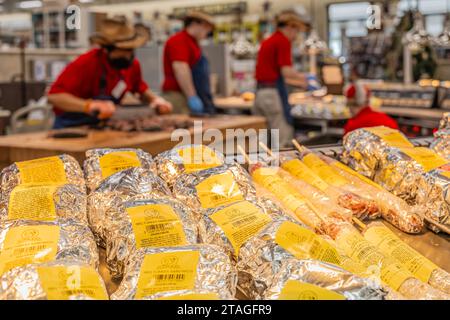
left=105, top=197, right=199, bottom=279
left=0, top=219, right=99, bottom=276
left=332, top=223, right=449, bottom=300
left=284, top=151, right=380, bottom=220
left=111, top=245, right=237, bottom=300
left=342, top=127, right=450, bottom=233
left=0, top=183, right=87, bottom=224
left=84, top=148, right=155, bottom=192
left=0, top=259, right=108, bottom=300
left=197, top=200, right=278, bottom=259
left=172, top=163, right=256, bottom=213
left=362, top=221, right=450, bottom=294
left=263, top=259, right=386, bottom=300
left=318, top=154, right=424, bottom=234
left=0, top=154, right=85, bottom=194
left=155, top=144, right=224, bottom=188
left=87, top=167, right=171, bottom=247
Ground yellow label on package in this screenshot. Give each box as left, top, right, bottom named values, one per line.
left=135, top=251, right=199, bottom=299
left=8, top=184, right=59, bottom=221
left=364, top=225, right=438, bottom=283
left=252, top=167, right=308, bottom=213
left=275, top=221, right=342, bottom=266
left=335, top=229, right=412, bottom=291
left=157, top=293, right=219, bottom=300
left=282, top=159, right=329, bottom=192
left=278, top=280, right=345, bottom=300
left=99, top=151, right=141, bottom=179
left=332, top=161, right=384, bottom=190
left=302, top=154, right=348, bottom=187
left=0, top=225, right=60, bottom=275
left=400, top=147, right=449, bottom=172
left=127, top=204, right=188, bottom=249
left=366, top=126, right=414, bottom=148
left=210, top=201, right=272, bottom=255
left=178, top=146, right=222, bottom=173
left=195, top=172, right=244, bottom=209
left=37, top=266, right=108, bottom=300
left=16, top=156, right=67, bottom=184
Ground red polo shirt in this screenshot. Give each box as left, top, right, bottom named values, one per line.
left=344, top=106, right=399, bottom=135
left=162, top=30, right=202, bottom=92
left=49, top=48, right=148, bottom=114
left=255, top=31, right=293, bottom=83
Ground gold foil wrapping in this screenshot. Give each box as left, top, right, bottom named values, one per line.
left=87, top=167, right=171, bottom=247
left=0, top=154, right=86, bottom=194
left=105, top=197, right=199, bottom=279
left=84, top=148, right=155, bottom=192
left=0, top=259, right=108, bottom=300
left=0, top=183, right=87, bottom=224
left=155, top=144, right=224, bottom=188
left=111, top=245, right=237, bottom=300
left=0, top=219, right=99, bottom=270
left=342, top=128, right=449, bottom=233
left=263, top=259, right=386, bottom=300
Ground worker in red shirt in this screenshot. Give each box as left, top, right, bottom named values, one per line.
left=254, top=11, right=312, bottom=148
left=343, top=81, right=399, bottom=135
left=162, top=11, right=216, bottom=115
left=47, top=17, right=172, bottom=129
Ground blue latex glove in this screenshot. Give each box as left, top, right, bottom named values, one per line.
left=306, top=74, right=321, bottom=91
left=188, top=96, right=204, bottom=114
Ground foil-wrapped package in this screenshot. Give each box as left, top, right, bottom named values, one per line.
left=197, top=200, right=279, bottom=259
left=342, top=127, right=450, bottom=233
left=0, top=259, right=108, bottom=300
left=155, top=144, right=224, bottom=188
left=105, top=197, right=199, bottom=279
left=263, top=259, right=386, bottom=300
left=431, top=113, right=450, bottom=161
left=172, top=163, right=256, bottom=212
left=0, top=183, right=87, bottom=223
left=84, top=148, right=155, bottom=192
left=0, top=154, right=85, bottom=194
left=87, top=167, right=171, bottom=247
left=111, top=245, right=237, bottom=300
left=143, top=290, right=225, bottom=300
left=236, top=218, right=384, bottom=299
left=0, top=219, right=99, bottom=276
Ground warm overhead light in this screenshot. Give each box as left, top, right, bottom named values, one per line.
left=17, top=1, right=42, bottom=9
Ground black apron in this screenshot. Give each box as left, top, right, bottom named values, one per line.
left=191, top=55, right=216, bottom=114
left=276, top=76, right=293, bottom=125
left=53, top=55, right=121, bottom=129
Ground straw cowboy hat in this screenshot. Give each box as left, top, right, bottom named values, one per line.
left=276, top=11, right=310, bottom=31
left=90, top=16, right=151, bottom=49
left=185, top=10, right=216, bottom=28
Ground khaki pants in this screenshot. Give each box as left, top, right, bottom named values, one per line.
left=253, top=88, right=294, bottom=148
left=162, top=91, right=190, bottom=115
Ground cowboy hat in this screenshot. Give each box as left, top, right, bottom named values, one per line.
left=276, top=11, right=310, bottom=31
left=90, top=16, right=151, bottom=49
left=185, top=10, right=216, bottom=28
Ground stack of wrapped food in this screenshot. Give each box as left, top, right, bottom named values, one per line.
left=0, top=155, right=107, bottom=300
left=341, top=126, right=450, bottom=233
left=0, top=142, right=448, bottom=300
left=431, top=113, right=449, bottom=161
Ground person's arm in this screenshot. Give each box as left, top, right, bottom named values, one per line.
left=281, top=66, right=307, bottom=88
left=140, top=89, right=173, bottom=114
left=47, top=93, right=116, bottom=119
left=172, top=61, right=197, bottom=98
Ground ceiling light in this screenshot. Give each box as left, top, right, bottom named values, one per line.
left=17, top=1, right=42, bottom=9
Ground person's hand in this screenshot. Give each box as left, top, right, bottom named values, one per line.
left=188, top=96, right=204, bottom=114
left=151, top=96, right=173, bottom=115
left=85, top=100, right=116, bottom=119
left=306, top=74, right=321, bottom=91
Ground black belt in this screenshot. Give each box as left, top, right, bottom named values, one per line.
left=257, top=82, right=277, bottom=89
